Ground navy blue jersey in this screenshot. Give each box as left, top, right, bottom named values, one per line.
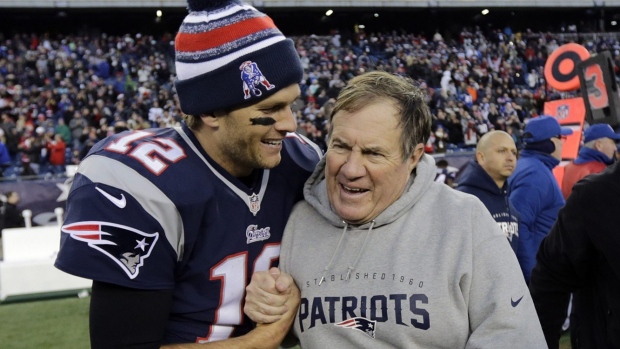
left=55, top=125, right=321, bottom=344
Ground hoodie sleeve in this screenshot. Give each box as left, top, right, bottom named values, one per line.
left=465, top=202, right=547, bottom=349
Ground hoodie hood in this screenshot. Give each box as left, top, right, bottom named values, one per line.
left=457, top=159, right=507, bottom=195
left=303, top=153, right=438, bottom=285
left=303, top=153, right=438, bottom=230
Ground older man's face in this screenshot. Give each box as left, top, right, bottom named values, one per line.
left=597, top=137, right=618, bottom=160
left=325, top=100, right=423, bottom=225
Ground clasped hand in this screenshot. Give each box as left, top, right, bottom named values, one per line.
left=244, top=267, right=300, bottom=324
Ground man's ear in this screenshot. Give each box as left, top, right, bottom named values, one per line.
left=407, top=144, right=425, bottom=173
left=475, top=150, right=484, bottom=164
left=594, top=139, right=605, bottom=152
left=201, top=113, right=219, bottom=128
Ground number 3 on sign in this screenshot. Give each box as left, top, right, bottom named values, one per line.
left=585, top=64, right=609, bottom=110
left=105, top=130, right=187, bottom=175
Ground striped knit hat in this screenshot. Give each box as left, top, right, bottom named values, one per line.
left=174, top=0, right=303, bottom=116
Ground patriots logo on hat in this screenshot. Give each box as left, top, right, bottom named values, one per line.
left=240, top=61, right=275, bottom=99
left=62, top=221, right=159, bottom=279
left=335, top=317, right=377, bottom=338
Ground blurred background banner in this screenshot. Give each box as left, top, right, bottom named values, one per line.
left=0, top=178, right=69, bottom=226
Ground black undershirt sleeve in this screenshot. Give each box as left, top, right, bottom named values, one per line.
left=89, top=281, right=174, bottom=349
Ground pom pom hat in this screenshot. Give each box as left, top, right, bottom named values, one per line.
left=174, top=0, right=303, bottom=115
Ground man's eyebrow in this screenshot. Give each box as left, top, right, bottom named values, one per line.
left=259, top=101, right=292, bottom=111
left=250, top=116, right=276, bottom=126
left=330, top=136, right=346, bottom=144
left=361, top=145, right=384, bottom=154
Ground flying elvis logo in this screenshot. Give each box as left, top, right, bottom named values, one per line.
left=62, top=221, right=158, bottom=279
left=335, top=317, right=377, bottom=338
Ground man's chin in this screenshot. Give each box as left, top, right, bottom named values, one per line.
left=258, top=157, right=282, bottom=170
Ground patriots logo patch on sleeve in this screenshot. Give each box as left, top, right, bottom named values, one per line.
left=335, top=317, right=377, bottom=338
left=62, top=221, right=159, bottom=279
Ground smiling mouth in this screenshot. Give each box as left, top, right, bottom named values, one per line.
left=262, top=140, right=283, bottom=147
left=342, top=184, right=368, bottom=193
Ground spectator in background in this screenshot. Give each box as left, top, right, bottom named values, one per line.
left=434, top=158, right=457, bottom=187
left=530, top=159, right=620, bottom=349
left=456, top=130, right=520, bottom=252
left=446, top=113, right=465, bottom=146
left=0, top=191, right=25, bottom=233
left=77, top=126, right=100, bottom=160
left=54, top=118, right=72, bottom=146
left=433, top=125, right=450, bottom=153
left=47, top=133, right=67, bottom=175
left=19, top=155, right=36, bottom=176
left=508, top=116, right=573, bottom=283
left=18, top=129, right=44, bottom=174
left=561, top=123, right=620, bottom=199
left=0, top=130, right=11, bottom=176
left=69, top=111, right=88, bottom=150
left=69, top=148, right=81, bottom=166
left=148, top=100, right=164, bottom=127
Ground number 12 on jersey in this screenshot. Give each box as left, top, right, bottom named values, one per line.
left=198, top=243, right=281, bottom=343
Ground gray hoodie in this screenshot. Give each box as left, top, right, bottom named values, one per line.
left=280, top=154, right=546, bottom=348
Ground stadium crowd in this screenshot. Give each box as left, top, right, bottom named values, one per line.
left=0, top=26, right=619, bottom=178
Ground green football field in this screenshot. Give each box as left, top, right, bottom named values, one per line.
left=0, top=297, right=90, bottom=349
left=0, top=296, right=573, bottom=348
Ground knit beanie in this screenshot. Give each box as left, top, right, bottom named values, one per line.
left=174, top=0, right=303, bottom=116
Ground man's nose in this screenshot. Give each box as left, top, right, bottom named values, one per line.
left=340, top=151, right=366, bottom=178
left=274, top=109, right=296, bottom=133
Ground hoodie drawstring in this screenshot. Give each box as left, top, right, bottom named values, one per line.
left=318, top=220, right=375, bottom=285
left=319, top=222, right=348, bottom=286
left=346, top=220, right=375, bottom=280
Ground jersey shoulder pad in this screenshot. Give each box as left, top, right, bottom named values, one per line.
left=283, top=132, right=322, bottom=173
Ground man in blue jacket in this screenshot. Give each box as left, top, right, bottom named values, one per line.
left=508, top=116, right=573, bottom=283
left=456, top=130, right=519, bottom=252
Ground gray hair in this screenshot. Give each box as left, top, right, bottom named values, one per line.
left=330, top=71, right=431, bottom=160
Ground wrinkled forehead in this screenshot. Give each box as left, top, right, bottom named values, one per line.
left=329, top=105, right=403, bottom=149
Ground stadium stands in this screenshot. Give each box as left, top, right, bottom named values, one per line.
left=1, top=26, right=619, bottom=179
